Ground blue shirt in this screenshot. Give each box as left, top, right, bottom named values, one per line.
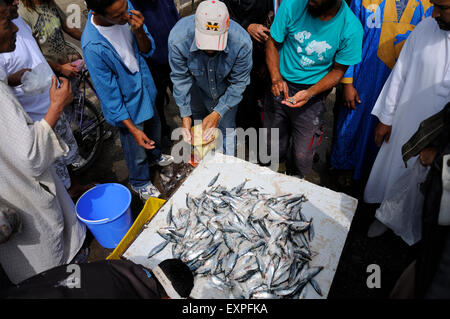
left=130, top=0, right=180, bottom=66
left=81, top=1, right=157, bottom=127
left=168, top=15, right=253, bottom=118
left=271, top=0, right=363, bottom=85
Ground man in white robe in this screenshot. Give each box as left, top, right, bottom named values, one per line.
left=0, top=3, right=86, bottom=284
left=364, top=0, right=450, bottom=237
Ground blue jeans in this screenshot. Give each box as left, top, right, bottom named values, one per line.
left=190, top=85, right=238, bottom=156
left=118, top=107, right=162, bottom=188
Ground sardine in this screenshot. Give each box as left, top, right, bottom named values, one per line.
left=147, top=240, right=169, bottom=259
left=252, top=291, right=280, bottom=299
left=224, top=252, right=239, bottom=276
left=201, top=242, right=221, bottom=260
left=231, top=179, right=249, bottom=195
left=208, top=173, right=220, bottom=187
left=235, top=268, right=259, bottom=283
left=309, top=278, right=323, bottom=296
left=149, top=182, right=323, bottom=299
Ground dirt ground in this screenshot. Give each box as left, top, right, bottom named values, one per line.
left=55, top=0, right=417, bottom=299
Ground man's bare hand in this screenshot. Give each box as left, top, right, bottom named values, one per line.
left=283, top=90, right=313, bottom=108
left=59, top=63, right=79, bottom=78
left=45, top=77, right=73, bottom=128
left=271, top=78, right=289, bottom=100
left=343, top=83, right=361, bottom=110
left=202, top=111, right=221, bottom=142
left=132, top=129, right=155, bottom=150
left=419, top=147, right=438, bottom=167
left=181, top=117, right=193, bottom=144
left=128, top=10, right=145, bottom=34
left=49, top=76, right=73, bottom=111
left=247, top=24, right=270, bottom=43
left=7, top=68, right=31, bottom=87
left=375, top=122, right=392, bottom=147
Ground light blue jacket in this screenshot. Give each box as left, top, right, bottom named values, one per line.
left=168, top=15, right=253, bottom=118
left=81, top=1, right=157, bottom=127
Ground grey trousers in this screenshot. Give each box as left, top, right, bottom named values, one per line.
left=264, top=81, right=327, bottom=177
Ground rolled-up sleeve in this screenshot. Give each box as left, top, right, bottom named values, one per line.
left=139, top=23, right=156, bottom=58
left=128, top=0, right=155, bottom=58
left=214, top=42, right=253, bottom=117
left=84, top=45, right=131, bottom=126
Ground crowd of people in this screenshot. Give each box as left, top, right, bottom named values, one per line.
left=0, top=0, right=448, bottom=298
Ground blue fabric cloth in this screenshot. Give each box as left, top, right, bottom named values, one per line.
left=168, top=15, right=253, bottom=119
left=81, top=1, right=157, bottom=128
left=130, top=0, right=180, bottom=66
left=330, top=0, right=433, bottom=180
left=270, top=0, right=363, bottom=85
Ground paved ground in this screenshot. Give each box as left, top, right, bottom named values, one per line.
left=54, top=0, right=417, bottom=298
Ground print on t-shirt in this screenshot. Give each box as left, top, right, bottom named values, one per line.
left=294, top=30, right=332, bottom=67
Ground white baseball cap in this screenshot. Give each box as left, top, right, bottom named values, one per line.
left=195, top=0, right=230, bottom=51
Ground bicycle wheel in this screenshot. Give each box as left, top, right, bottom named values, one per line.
left=68, top=99, right=104, bottom=175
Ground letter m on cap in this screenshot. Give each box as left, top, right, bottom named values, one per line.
left=206, top=22, right=219, bottom=31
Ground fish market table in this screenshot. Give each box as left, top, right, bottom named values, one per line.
left=121, top=152, right=358, bottom=299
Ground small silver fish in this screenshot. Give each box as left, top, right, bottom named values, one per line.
left=147, top=240, right=169, bottom=259
left=166, top=204, right=173, bottom=225
left=235, top=268, right=259, bottom=283
left=208, top=173, right=220, bottom=187
left=309, top=278, right=323, bottom=296
left=252, top=291, right=280, bottom=299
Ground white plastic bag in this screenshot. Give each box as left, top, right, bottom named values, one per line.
left=375, top=158, right=430, bottom=246
left=21, top=63, right=53, bottom=95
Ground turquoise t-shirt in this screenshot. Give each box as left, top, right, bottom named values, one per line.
left=270, top=0, right=363, bottom=85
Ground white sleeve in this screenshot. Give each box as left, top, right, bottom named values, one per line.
left=0, top=85, right=68, bottom=178
left=371, top=28, right=415, bottom=125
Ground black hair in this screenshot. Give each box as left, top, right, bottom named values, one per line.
left=158, top=259, right=194, bottom=298
left=85, top=0, right=121, bottom=16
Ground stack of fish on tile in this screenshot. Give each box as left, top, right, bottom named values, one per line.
left=148, top=173, right=324, bottom=298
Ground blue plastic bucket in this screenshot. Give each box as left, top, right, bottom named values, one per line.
left=76, top=183, right=133, bottom=249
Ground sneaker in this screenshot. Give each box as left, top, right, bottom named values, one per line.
left=156, top=154, right=174, bottom=167
left=131, top=183, right=161, bottom=201
left=367, top=219, right=388, bottom=238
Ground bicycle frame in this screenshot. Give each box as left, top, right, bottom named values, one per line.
left=75, top=69, right=106, bottom=141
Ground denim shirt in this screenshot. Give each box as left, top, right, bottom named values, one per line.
left=168, top=15, right=253, bottom=118
left=81, top=1, right=157, bottom=127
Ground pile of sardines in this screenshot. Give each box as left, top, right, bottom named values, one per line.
left=148, top=173, right=324, bottom=299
